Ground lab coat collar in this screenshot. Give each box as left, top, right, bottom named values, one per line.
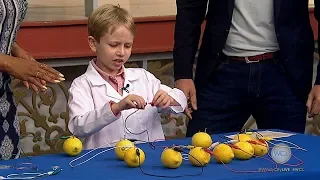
left=85, top=60, right=139, bottom=86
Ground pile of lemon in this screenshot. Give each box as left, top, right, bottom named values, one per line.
left=62, top=130, right=270, bottom=169
left=231, top=133, right=269, bottom=161
left=159, top=130, right=270, bottom=169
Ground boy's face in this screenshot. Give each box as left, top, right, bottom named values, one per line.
left=88, top=25, right=134, bottom=75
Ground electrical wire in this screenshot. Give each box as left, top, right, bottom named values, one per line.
left=136, top=147, right=204, bottom=178
left=123, top=107, right=205, bottom=177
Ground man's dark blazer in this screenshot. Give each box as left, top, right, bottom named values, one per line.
left=173, top=0, right=319, bottom=101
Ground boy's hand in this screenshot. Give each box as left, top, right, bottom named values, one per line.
left=111, top=95, right=146, bottom=114
left=152, top=90, right=176, bottom=109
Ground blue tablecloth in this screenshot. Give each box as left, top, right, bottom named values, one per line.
left=1, top=129, right=320, bottom=180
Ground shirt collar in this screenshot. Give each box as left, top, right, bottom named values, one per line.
left=85, top=59, right=139, bottom=86
left=91, top=58, right=125, bottom=81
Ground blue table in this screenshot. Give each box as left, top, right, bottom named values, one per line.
left=1, top=130, right=319, bottom=180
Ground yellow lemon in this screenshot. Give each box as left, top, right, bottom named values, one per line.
left=233, top=133, right=252, bottom=143
left=124, top=147, right=145, bottom=167
left=161, top=148, right=183, bottom=169
left=232, top=142, right=254, bottom=160
left=191, top=131, right=212, bottom=148
left=212, top=144, right=234, bottom=164
left=188, top=147, right=211, bottom=167
left=115, top=139, right=135, bottom=160
left=63, top=136, right=83, bottom=156
left=250, top=139, right=269, bottom=156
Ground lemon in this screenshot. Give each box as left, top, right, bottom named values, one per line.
left=232, top=141, right=254, bottom=160
left=161, top=148, right=183, bottom=169
left=63, top=136, right=83, bottom=156
left=212, top=144, right=234, bottom=164
left=250, top=139, right=269, bottom=156
left=124, top=147, right=145, bottom=167
left=115, top=139, right=135, bottom=160
left=191, top=131, right=212, bottom=148
left=233, top=133, right=252, bottom=143
left=188, top=147, right=211, bottom=167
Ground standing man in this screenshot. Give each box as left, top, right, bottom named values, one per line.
left=173, top=0, right=320, bottom=136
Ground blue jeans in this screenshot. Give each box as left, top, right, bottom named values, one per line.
left=186, top=56, right=307, bottom=136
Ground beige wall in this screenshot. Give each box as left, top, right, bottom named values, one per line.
left=25, top=0, right=316, bottom=21
left=96, top=0, right=176, bottom=17
left=26, top=0, right=176, bottom=21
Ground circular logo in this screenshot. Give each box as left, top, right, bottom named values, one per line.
left=271, top=143, right=291, bottom=164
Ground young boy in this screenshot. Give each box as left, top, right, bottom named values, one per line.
left=67, top=4, right=187, bottom=150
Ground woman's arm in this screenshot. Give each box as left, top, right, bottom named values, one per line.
left=0, top=53, right=15, bottom=72
left=11, top=42, right=35, bottom=61
left=0, top=52, right=63, bottom=88
left=11, top=42, right=45, bottom=92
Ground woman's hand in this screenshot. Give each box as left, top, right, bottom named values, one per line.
left=5, top=56, right=64, bottom=91
left=10, top=43, right=56, bottom=93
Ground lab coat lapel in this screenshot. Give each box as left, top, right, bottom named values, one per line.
left=105, top=82, right=122, bottom=101
left=122, top=68, right=139, bottom=98
left=85, top=60, right=123, bottom=101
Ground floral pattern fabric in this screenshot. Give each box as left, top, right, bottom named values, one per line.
left=0, top=0, right=28, bottom=160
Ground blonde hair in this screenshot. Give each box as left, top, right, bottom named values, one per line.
left=88, top=4, right=136, bottom=42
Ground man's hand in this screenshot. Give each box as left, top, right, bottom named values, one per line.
left=11, top=42, right=46, bottom=93
left=306, top=85, right=320, bottom=118
left=174, top=79, right=197, bottom=119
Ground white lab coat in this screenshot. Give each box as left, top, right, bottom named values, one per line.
left=68, top=61, right=187, bottom=150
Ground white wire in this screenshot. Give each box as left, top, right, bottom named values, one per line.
left=247, top=133, right=308, bottom=152
left=267, top=141, right=307, bottom=152
left=68, top=140, right=133, bottom=168
left=2, top=172, right=51, bottom=180
left=182, top=153, right=189, bottom=161
left=0, top=175, right=35, bottom=180
left=208, top=140, right=238, bottom=150
left=69, top=147, right=116, bottom=168
left=272, top=139, right=307, bottom=151
left=208, top=142, right=220, bottom=150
